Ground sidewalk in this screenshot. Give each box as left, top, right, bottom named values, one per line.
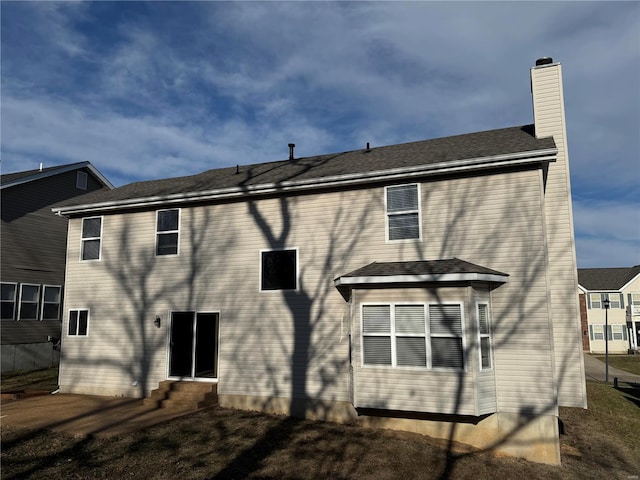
left=583, top=352, right=640, bottom=385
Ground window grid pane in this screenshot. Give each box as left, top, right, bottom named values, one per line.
left=388, top=213, right=419, bottom=240
left=363, top=336, right=392, bottom=365
left=431, top=337, right=464, bottom=369
left=396, top=337, right=427, bottom=367
left=363, top=305, right=391, bottom=333
left=429, top=304, right=463, bottom=336
left=157, top=210, right=179, bottom=232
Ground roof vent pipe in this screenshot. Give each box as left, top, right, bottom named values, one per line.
left=288, top=143, right=295, bottom=160
left=365, top=142, right=371, bottom=152
left=535, top=57, right=553, bottom=66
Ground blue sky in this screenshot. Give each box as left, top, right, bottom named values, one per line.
left=1, top=2, right=638, bottom=268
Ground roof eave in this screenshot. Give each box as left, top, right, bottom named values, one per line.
left=2, top=161, right=115, bottom=190
left=334, top=272, right=509, bottom=286
left=52, top=147, right=557, bottom=217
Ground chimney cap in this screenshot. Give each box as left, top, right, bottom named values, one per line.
left=535, top=57, right=554, bottom=66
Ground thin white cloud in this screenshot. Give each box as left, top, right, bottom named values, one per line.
left=1, top=1, right=639, bottom=269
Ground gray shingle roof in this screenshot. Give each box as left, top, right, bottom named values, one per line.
left=53, top=124, right=555, bottom=211
left=578, top=266, right=640, bottom=291
left=339, top=258, right=508, bottom=279
left=1, top=161, right=114, bottom=190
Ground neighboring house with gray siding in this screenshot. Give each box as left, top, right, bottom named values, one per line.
left=52, top=59, right=585, bottom=465
left=578, top=265, right=640, bottom=354
left=1, top=162, right=113, bottom=372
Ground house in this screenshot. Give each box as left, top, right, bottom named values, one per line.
left=51, top=58, right=586, bottom=465
left=578, top=266, right=640, bottom=354
left=1, top=162, right=113, bottom=372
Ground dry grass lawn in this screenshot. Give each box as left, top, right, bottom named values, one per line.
left=1, top=369, right=639, bottom=479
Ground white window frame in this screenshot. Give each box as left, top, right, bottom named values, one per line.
left=589, top=293, right=601, bottom=309
left=1, top=282, right=17, bottom=320
left=76, top=171, right=88, bottom=190
left=156, top=208, right=181, bottom=256
left=360, top=302, right=466, bottom=371
left=607, top=293, right=622, bottom=309
left=590, top=324, right=604, bottom=340
left=18, top=283, right=40, bottom=320
left=68, top=309, right=90, bottom=337
left=259, top=247, right=299, bottom=292
left=81, top=216, right=103, bottom=261
left=477, top=303, right=493, bottom=371
left=611, top=324, right=626, bottom=341
left=385, top=183, right=422, bottom=242
left=41, top=285, right=62, bottom=320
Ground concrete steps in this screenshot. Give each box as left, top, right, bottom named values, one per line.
left=143, top=381, right=217, bottom=410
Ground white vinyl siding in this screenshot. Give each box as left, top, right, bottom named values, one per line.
left=18, top=284, right=40, bottom=320
left=59, top=168, right=547, bottom=416
left=385, top=184, right=421, bottom=241
left=81, top=217, right=102, bottom=261
left=156, top=209, right=180, bottom=256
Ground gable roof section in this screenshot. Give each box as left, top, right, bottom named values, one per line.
left=335, top=258, right=509, bottom=286
left=1, top=161, right=114, bottom=190
left=578, top=265, right=640, bottom=292
left=52, top=124, right=556, bottom=216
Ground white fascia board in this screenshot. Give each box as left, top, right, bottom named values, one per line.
left=619, top=272, right=640, bottom=293
left=578, top=284, right=589, bottom=294
left=334, top=273, right=509, bottom=286
left=52, top=148, right=557, bottom=216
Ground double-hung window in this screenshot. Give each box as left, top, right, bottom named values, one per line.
left=385, top=184, right=421, bottom=241
left=477, top=303, right=492, bottom=370
left=18, top=284, right=40, bottom=320
left=68, top=309, right=89, bottom=336
left=156, top=209, right=180, bottom=256
left=362, top=303, right=464, bottom=370
left=1, top=283, right=17, bottom=320
left=589, top=293, right=601, bottom=309
left=607, top=293, right=622, bottom=309
left=42, top=285, right=62, bottom=320
left=81, top=217, right=102, bottom=261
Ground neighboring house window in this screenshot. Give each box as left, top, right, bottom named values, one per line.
left=589, top=324, right=627, bottom=341
left=361, top=303, right=465, bottom=370
left=68, top=309, right=89, bottom=336
left=611, top=324, right=626, bottom=341
left=589, top=324, right=604, bottom=340
left=156, top=209, right=180, bottom=256
left=1, top=283, right=17, bottom=320
left=261, top=249, right=297, bottom=291
left=477, top=303, right=492, bottom=370
left=589, top=293, right=601, bottom=309
left=18, top=284, right=40, bottom=320
left=607, top=293, right=622, bottom=309
left=385, top=184, right=421, bottom=241
left=76, top=171, right=88, bottom=190
left=81, top=217, right=102, bottom=261
left=41, top=285, right=62, bottom=320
